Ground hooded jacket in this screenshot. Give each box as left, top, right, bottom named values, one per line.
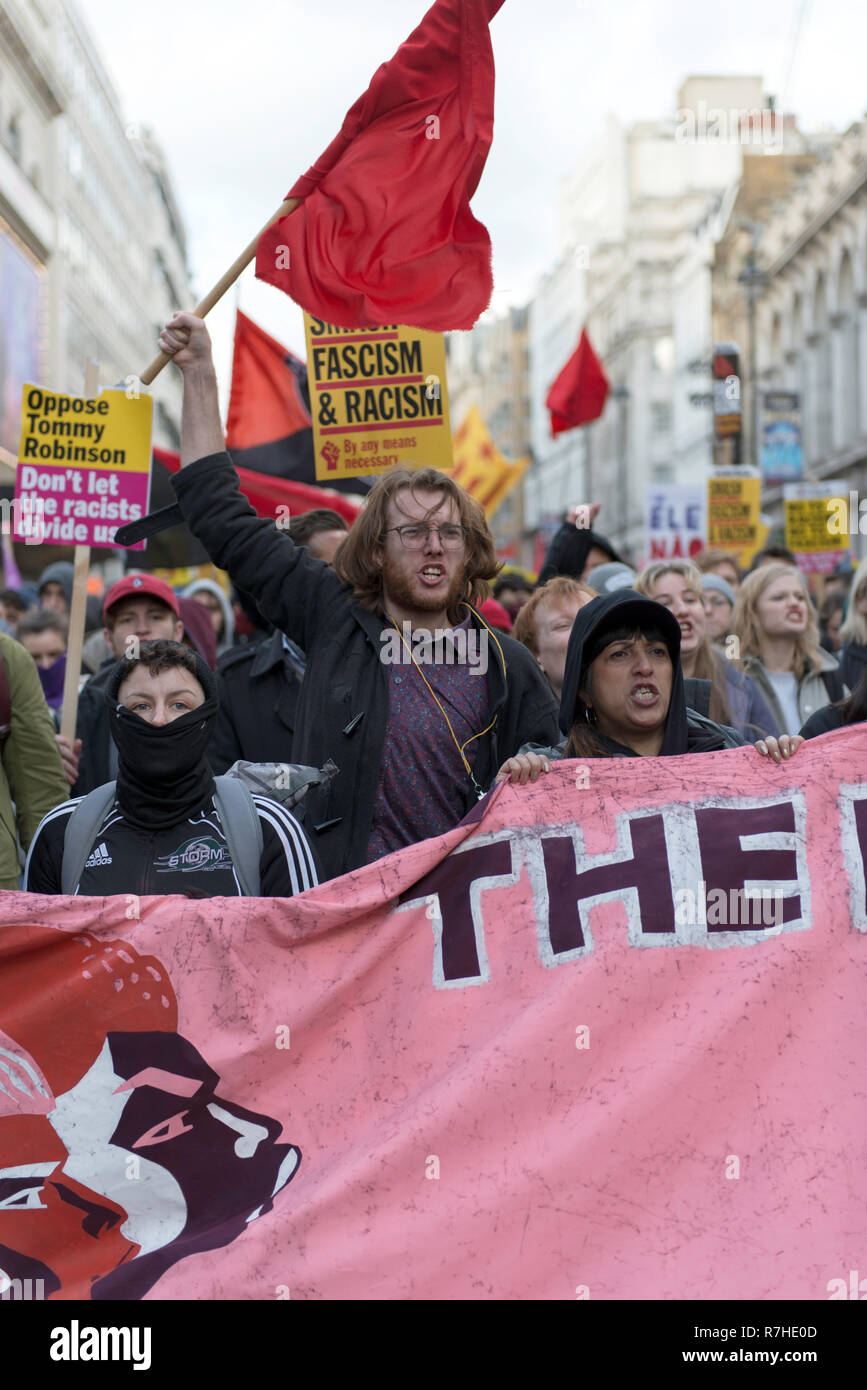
left=37, top=561, right=74, bottom=609
left=524, top=590, right=743, bottom=759
left=182, top=579, right=236, bottom=652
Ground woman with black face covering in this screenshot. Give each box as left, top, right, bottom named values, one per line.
left=495, top=591, right=803, bottom=782
left=23, top=641, right=319, bottom=897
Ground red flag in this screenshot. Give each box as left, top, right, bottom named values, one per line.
left=546, top=328, right=610, bottom=437
left=256, top=0, right=506, bottom=331
left=153, top=448, right=361, bottom=528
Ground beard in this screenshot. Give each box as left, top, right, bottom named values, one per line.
left=381, top=552, right=468, bottom=619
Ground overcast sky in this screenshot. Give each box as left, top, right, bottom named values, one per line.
left=75, top=0, right=867, bottom=413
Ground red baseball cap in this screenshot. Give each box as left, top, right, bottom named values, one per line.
left=102, top=573, right=180, bottom=622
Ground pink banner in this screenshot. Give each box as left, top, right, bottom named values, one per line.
left=1, top=728, right=865, bottom=1301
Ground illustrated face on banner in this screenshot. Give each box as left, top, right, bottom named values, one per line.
left=0, top=926, right=300, bottom=1301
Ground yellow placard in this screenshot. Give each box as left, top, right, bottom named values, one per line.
left=783, top=483, right=849, bottom=574
left=784, top=498, right=845, bottom=552
left=706, top=473, right=767, bottom=566
left=304, top=315, right=452, bottom=480
left=14, top=383, right=152, bottom=549
left=17, top=383, right=152, bottom=473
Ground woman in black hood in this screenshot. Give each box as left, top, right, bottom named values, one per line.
left=496, top=591, right=801, bottom=781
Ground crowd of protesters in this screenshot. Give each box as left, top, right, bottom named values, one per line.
left=0, top=310, right=864, bottom=900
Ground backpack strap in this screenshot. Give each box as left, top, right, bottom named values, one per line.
left=61, top=782, right=118, bottom=895
left=0, top=650, right=11, bottom=745
left=214, top=775, right=263, bottom=897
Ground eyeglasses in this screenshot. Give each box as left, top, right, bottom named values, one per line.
left=384, top=523, right=468, bottom=550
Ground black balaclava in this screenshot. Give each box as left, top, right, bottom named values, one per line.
left=105, top=649, right=219, bottom=830
left=558, top=590, right=688, bottom=756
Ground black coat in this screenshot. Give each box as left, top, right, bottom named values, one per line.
left=538, top=522, right=622, bottom=585
left=210, top=631, right=303, bottom=774
left=838, top=641, right=867, bottom=694
left=172, top=452, right=560, bottom=879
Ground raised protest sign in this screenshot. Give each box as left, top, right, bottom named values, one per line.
left=644, top=482, right=705, bottom=562
left=707, top=470, right=766, bottom=567
left=303, top=313, right=452, bottom=480
left=784, top=481, right=849, bottom=575
left=1, top=729, right=864, bottom=1301
left=12, top=384, right=152, bottom=550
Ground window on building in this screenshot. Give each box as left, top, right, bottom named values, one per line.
left=650, top=401, right=672, bottom=434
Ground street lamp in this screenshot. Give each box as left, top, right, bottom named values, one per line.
left=610, top=386, right=630, bottom=551
left=737, top=220, right=767, bottom=470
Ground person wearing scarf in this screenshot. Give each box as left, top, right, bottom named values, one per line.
left=494, top=590, right=803, bottom=783
left=23, top=640, right=318, bottom=897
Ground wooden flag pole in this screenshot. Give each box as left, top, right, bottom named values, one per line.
left=59, top=357, right=99, bottom=745
left=138, top=197, right=300, bottom=386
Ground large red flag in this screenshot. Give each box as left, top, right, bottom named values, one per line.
left=546, top=327, right=610, bottom=437
left=256, top=0, right=506, bottom=331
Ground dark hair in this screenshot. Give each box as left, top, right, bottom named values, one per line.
left=16, top=610, right=68, bottom=642
left=116, top=639, right=201, bottom=685
left=493, top=572, right=534, bottom=598
left=748, top=544, right=798, bottom=572
left=0, top=589, right=26, bottom=615
left=333, top=466, right=499, bottom=622
left=821, top=592, right=846, bottom=621
left=287, top=508, right=349, bottom=546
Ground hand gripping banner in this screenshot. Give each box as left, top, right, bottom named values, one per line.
left=1, top=728, right=864, bottom=1301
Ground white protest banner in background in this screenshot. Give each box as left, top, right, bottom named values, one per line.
left=644, top=483, right=706, bottom=563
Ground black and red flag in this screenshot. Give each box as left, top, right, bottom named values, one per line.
left=225, top=311, right=367, bottom=496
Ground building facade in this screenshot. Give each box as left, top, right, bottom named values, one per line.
left=0, top=0, right=191, bottom=478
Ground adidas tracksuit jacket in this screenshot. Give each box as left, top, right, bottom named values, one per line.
left=23, top=792, right=319, bottom=898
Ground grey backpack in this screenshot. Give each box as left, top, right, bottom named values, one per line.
left=61, top=776, right=263, bottom=896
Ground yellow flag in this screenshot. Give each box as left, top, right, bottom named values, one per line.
left=449, top=405, right=528, bottom=519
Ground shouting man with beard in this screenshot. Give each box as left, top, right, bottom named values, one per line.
left=156, top=313, right=559, bottom=882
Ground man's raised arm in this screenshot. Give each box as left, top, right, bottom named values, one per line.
left=158, top=314, right=343, bottom=650
left=159, top=313, right=226, bottom=465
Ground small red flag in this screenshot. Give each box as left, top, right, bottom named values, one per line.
left=256, top=0, right=506, bottom=331
left=546, top=328, right=610, bottom=437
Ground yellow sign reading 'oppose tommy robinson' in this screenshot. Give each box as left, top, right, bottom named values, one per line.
left=303, top=314, right=452, bottom=480
left=13, top=383, right=152, bottom=549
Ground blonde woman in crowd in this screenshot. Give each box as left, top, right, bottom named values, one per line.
left=731, top=562, right=846, bottom=735
left=635, top=559, right=780, bottom=740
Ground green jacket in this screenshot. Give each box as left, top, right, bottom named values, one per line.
left=0, top=633, right=69, bottom=890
